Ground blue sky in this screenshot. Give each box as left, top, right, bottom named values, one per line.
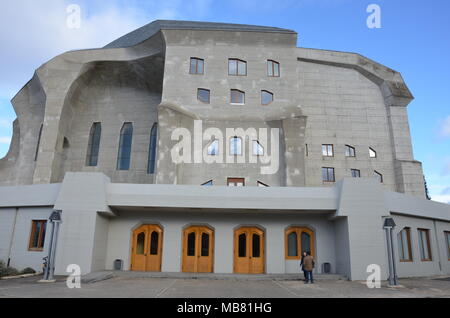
left=0, top=0, right=449, bottom=202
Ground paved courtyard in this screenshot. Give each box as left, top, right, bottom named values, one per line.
left=0, top=274, right=449, bottom=298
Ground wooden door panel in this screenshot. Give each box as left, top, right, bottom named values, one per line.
left=234, top=227, right=265, bottom=274
left=131, top=225, right=163, bottom=272
left=131, top=226, right=148, bottom=272
left=182, top=226, right=214, bottom=273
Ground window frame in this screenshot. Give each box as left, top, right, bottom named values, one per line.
left=230, top=89, right=245, bottom=105
left=257, top=181, right=269, bottom=187
left=418, top=228, right=433, bottom=262
left=189, top=57, right=204, bottom=75
left=322, top=167, right=335, bottom=182
left=285, top=227, right=315, bottom=260
left=230, top=137, right=242, bottom=156
left=261, top=90, right=274, bottom=105
left=117, top=122, right=133, bottom=171
left=28, top=220, right=47, bottom=251
left=397, top=227, right=413, bottom=262
left=201, top=180, right=213, bottom=186
left=345, top=145, right=356, bottom=157
left=86, top=122, right=102, bottom=167
left=197, top=88, right=211, bottom=104
left=445, top=231, right=450, bottom=261
left=267, top=60, right=280, bottom=77
left=351, top=169, right=361, bottom=178
left=147, top=123, right=158, bottom=174
left=374, top=170, right=383, bottom=183
left=228, top=58, right=247, bottom=76
left=207, top=139, right=219, bottom=156
left=322, top=144, right=334, bottom=157
left=369, top=147, right=377, bottom=158
left=252, top=140, right=264, bottom=156
left=227, top=178, right=245, bottom=187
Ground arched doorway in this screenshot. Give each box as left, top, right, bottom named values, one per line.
left=234, top=227, right=265, bottom=274
left=182, top=225, right=214, bottom=273
left=131, top=224, right=163, bottom=272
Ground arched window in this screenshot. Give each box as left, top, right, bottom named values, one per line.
left=34, top=124, right=43, bottom=161
left=285, top=227, right=315, bottom=260
left=86, top=122, right=101, bottom=166
left=147, top=123, right=158, bottom=174
left=117, top=123, right=133, bottom=170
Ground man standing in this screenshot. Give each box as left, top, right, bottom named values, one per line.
left=302, top=252, right=315, bottom=284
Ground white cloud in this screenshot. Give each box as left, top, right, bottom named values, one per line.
left=0, top=136, right=11, bottom=144
left=430, top=194, right=450, bottom=205
left=440, top=116, right=450, bottom=138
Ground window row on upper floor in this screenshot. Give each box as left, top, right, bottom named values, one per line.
left=321, top=167, right=383, bottom=183
left=190, top=57, right=280, bottom=77
left=197, top=88, right=273, bottom=105
left=308, top=144, right=378, bottom=159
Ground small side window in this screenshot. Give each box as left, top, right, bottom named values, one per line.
left=369, top=147, right=377, bottom=158
left=197, top=88, right=210, bottom=104
left=267, top=60, right=280, bottom=77
left=190, top=58, right=204, bottom=74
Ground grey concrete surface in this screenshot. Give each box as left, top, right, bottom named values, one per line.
left=0, top=275, right=449, bottom=298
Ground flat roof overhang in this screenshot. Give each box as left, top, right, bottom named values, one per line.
left=106, top=183, right=339, bottom=213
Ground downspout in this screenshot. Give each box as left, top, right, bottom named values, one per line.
left=6, top=208, right=19, bottom=267
left=433, top=220, right=442, bottom=273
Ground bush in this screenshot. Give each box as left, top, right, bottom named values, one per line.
left=21, top=267, right=36, bottom=275
left=0, top=266, right=19, bottom=278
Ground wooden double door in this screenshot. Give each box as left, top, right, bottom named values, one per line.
left=131, top=225, right=163, bottom=272
left=182, top=226, right=214, bottom=273
left=234, top=227, right=265, bottom=274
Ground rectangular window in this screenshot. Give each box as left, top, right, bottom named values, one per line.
left=228, top=178, right=245, bottom=186
left=197, top=88, right=210, bottom=103
left=190, top=58, right=204, bottom=74
left=230, top=89, right=245, bottom=105
left=351, top=169, right=361, bottom=178
left=230, top=137, right=242, bottom=156
left=267, top=60, right=280, bottom=77
left=322, top=144, right=334, bottom=157
left=446, top=231, right=450, bottom=260
left=228, top=59, right=247, bottom=76
left=397, top=228, right=413, bottom=262
left=418, top=229, right=432, bottom=261
left=322, top=167, right=335, bottom=182
left=29, top=220, right=47, bottom=251
left=345, top=145, right=356, bottom=157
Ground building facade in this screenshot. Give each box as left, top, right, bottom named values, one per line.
left=0, top=20, right=449, bottom=280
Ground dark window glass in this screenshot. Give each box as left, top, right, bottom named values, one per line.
left=397, top=228, right=412, bottom=261
left=117, top=123, right=133, bottom=170
left=190, top=58, right=204, bottom=74
left=351, top=169, right=361, bottom=178
left=301, top=232, right=311, bottom=254
left=267, top=60, right=280, bottom=77
left=445, top=232, right=450, bottom=259
left=230, top=90, right=245, bottom=104
left=238, top=233, right=246, bottom=257
left=150, top=231, right=159, bottom=255
left=147, top=123, right=158, bottom=174
left=322, top=167, right=335, bottom=182
left=136, top=232, right=145, bottom=255
left=287, top=232, right=298, bottom=257
left=229, top=59, right=246, bottom=76
left=322, top=144, right=334, bottom=157
left=86, top=122, right=101, bottom=166
left=261, top=91, right=273, bottom=105
left=187, top=232, right=196, bottom=256
left=345, top=145, right=356, bottom=157
left=252, top=234, right=261, bottom=258
left=29, top=220, right=46, bottom=250
left=197, top=89, right=210, bottom=103
left=201, top=233, right=209, bottom=257
left=418, top=229, right=432, bottom=261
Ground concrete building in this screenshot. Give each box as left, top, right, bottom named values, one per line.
left=0, top=20, right=449, bottom=280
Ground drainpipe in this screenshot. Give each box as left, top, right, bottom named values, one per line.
left=42, top=210, right=62, bottom=281
left=433, top=220, right=442, bottom=273
left=383, top=217, right=398, bottom=286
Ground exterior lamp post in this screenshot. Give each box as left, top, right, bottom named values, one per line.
left=383, top=217, right=398, bottom=286
left=42, top=210, right=62, bottom=282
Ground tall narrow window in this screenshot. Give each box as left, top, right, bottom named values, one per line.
left=147, top=123, right=158, bottom=174
left=230, top=89, right=245, bottom=105
left=197, top=88, right=210, bottom=103
left=86, top=122, right=101, bottom=166
left=34, top=124, right=43, bottom=161
left=117, top=123, right=133, bottom=171
left=190, top=57, right=204, bottom=74
left=228, top=59, right=247, bottom=76
left=322, top=167, right=335, bottom=182
left=374, top=171, right=383, bottom=183
left=207, top=139, right=219, bottom=156
left=345, top=145, right=356, bottom=157
left=322, top=144, right=334, bottom=157
left=187, top=232, right=196, bottom=256
left=418, top=229, right=432, bottom=261
left=267, top=60, right=280, bottom=77
left=351, top=169, right=361, bottom=178
left=150, top=231, right=159, bottom=255
left=252, top=140, right=264, bottom=156
left=29, top=220, right=47, bottom=251
left=397, top=227, right=413, bottom=262
left=230, top=137, right=242, bottom=155
left=261, top=90, right=274, bottom=105
left=369, top=147, right=377, bottom=158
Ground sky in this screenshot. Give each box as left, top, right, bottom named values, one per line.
left=0, top=0, right=449, bottom=203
